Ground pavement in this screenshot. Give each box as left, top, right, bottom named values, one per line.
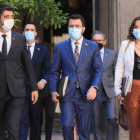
left=27, top=133, right=94, bottom=140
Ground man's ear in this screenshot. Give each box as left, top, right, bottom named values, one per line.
left=35, top=32, right=37, bottom=37
left=103, top=40, right=107, bottom=46
left=0, top=19, right=4, bottom=26
left=82, top=27, right=85, bottom=33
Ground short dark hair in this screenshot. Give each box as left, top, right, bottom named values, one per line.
left=0, top=5, right=14, bottom=17
left=68, top=14, right=85, bottom=27
left=91, top=30, right=106, bottom=40
left=127, top=17, right=140, bottom=41
left=23, top=21, right=36, bottom=31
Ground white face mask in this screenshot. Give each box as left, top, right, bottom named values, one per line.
left=1, top=19, right=14, bottom=31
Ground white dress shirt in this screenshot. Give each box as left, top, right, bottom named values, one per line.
left=71, top=36, right=83, bottom=54
left=100, top=47, right=104, bottom=62
left=0, top=30, right=11, bottom=54
left=26, top=41, right=35, bottom=59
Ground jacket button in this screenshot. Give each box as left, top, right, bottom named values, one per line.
left=77, top=72, right=80, bottom=74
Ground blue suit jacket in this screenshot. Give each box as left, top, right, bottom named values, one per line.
left=23, top=43, right=51, bottom=99
left=50, top=38, right=103, bottom=102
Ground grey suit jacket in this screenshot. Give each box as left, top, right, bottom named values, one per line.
left=99, top=48, right=117, bottom=98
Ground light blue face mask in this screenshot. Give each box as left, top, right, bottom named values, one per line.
left=68, top=27, right=82, bottom=40
left=25, top=31, right=35, bottom=42
left=133, top=29, right=140, bottom=40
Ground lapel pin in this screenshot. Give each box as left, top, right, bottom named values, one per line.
left=37, top=48, right=40, bottom=50
left=85, top=43, right=88, bottom=46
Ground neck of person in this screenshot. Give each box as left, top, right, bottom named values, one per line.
left=135, top=39, right=140, bottom=46
left=0, top=27, right=9, bottom=34
left=26, top=40, right=35, bottom=46
left=73, top=36, right=83, bottom=42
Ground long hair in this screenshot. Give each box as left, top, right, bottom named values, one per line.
left=127, top=17, right=140, bottom=41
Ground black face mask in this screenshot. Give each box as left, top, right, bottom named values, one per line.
left=97, top=43, right=103, bottom=50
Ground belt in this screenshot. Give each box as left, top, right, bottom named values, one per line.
left=75, top=82, right=80, bottom=88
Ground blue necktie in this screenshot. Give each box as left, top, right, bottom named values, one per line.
left=27, top=46, right=31, bottom=59
left=2, top=34, right=7, bottom=58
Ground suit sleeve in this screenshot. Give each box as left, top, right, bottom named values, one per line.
left=113, top=52, right=117, bottom=79
left=50, top=44, right=62, bottom=93
left=21, top=37, right=38, bottom=91
left=91, top=43, right=103, bottom=89
left=42, top=47, right=51, bottom=82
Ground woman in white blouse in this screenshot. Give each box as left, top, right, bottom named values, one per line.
left=115, top=17, right=140, bottom=140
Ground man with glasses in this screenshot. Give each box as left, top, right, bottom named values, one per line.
left=91, top=30, right=118, bottom=140
left=50, top=14, right=103, bottom=140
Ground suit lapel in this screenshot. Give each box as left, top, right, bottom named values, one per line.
left=78, top=38, right=88, bottom=67
left=32, top=43, right=41, bottom=66
left=103, top=48, right=109, bottom=68
left=0, top=52, right=4, bottom=60
left=129, top=41, right=134, bottom=61
left=65, top=38, right=76, bottom=67
left=7, top=31, right=16, bottom=59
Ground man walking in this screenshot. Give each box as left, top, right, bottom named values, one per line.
left=0, top=5, right=38, bottom=140
left=91, top=30, right=118, bottom=140
left=50, top=14, right=103, bottom=140
left=19, top=21, right=53, bottom=140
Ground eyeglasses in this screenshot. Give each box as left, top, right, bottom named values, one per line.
left=92, top=40, right=105, bottom=43
left=68, top=25, right=82, bottom=29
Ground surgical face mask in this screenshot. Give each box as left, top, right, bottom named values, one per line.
left=68, top=27, right=82, bottom=40
left=1, top=19, right=14, bottom=31
left=133, top=29, right=140, bottom=40
left=97, top=43, right=104, bottom=50
left=25, top=31, right=35, bottom=42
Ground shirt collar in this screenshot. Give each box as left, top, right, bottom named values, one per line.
left=71, top=36, right=83, bottom=46
left=26, top=41, right=35, bottom=48
left=100, top=47, right=104, bottom=54
left=0, top=30, right=11, bottom=38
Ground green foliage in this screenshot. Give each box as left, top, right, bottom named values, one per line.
left=0, top=0, right=69, bottom=29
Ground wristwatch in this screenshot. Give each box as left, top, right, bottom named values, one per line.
left=92, top=86, right=98, bottom=91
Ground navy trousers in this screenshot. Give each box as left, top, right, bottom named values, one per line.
left=19, top=93, right=54, bottom=140
left=93, top=88, right=118, bottom=140
left=60, top=88, right=94, bottom=140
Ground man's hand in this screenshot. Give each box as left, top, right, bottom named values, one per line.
left=86, top=86, right=97, bottom=100
left=31, top=90, right=38, bottom=104
left=52, top=92, right=59, bottom=103
left=117, top=93, right=124, bottom=100
left=37, top=80, right=46, bottom=90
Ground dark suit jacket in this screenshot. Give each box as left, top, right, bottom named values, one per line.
left=97, top=48, right=117, bottom=99
left=23, top=43, right=51, bottom=99
left=50, top=38, right=103, bottom=102
left=0, top=31, right=38, bottom=98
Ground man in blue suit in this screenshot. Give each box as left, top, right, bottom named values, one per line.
left=50, top=14, right=103, bottom=140
left=19, top=22, right=53, bottom=140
